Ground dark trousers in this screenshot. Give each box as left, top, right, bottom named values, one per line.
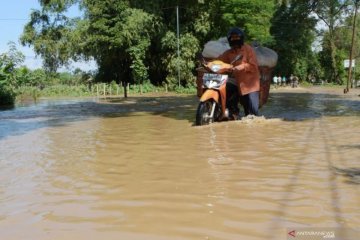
left=226, top=83, right=240, bottom=115
left=239, top=91, right=259, bottom=116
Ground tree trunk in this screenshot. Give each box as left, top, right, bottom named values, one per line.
left=347, top=1, right=358, bottom=92
left=329, top=33, right=338, bottom=83
left=123, top=80, right=128, bottom=98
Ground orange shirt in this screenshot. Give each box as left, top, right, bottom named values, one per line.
left=218, top=44, right=260, bottom=95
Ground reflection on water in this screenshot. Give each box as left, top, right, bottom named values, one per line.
left=0, top=88, right=359, bottom=240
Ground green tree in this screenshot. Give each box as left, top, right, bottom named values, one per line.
left=20, top=0, right=79, bottom=75
left=128, top=39, right=150, bottom=93
left=78, top=0, right=157, bottom=96
left=270, top=1, right=317, bottom=81
left=312, top=0, right=352, bottom=83
left=221, top=0, right=275, bottom=44
left=0, top=42, right=25, bottom=105
left=21, top=0, right=302, bottom=94
left=319, top=1, right=360, bottom=85
left=161, top=31, right=200, bottom=89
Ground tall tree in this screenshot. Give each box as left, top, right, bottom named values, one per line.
left=312, top=0, right=352, bottom=83
left=78, top=0, right=157, bottom=96
left=221, top=0, right=275, bottom=44
left=0, top=42, right=25, bottom=105
left=20, top=0, right=79, bottom=74
left=130, top=0, right=207, bottom=89
left=19, top=0, right=281, bottom=89
left=270, top=1, right=317, bottom=81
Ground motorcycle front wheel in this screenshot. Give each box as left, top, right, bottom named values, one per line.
left=195, top=100, right=218, bottom=126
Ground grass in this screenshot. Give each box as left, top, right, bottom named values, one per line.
left=14, top=81, right=352, bottom=103
left=15, top=83, right=198, bottom=101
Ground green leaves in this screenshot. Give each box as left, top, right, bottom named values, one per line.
left=17, top=0, right=360, bottom=89
left=80, top=2, right=157, bottom=87
left=0, top=42, right=24, bottom=105
left=270, top=1, right=317, bottom=80
left=314, top=0, right=360, bottom=83
left=221, top=0, right=275, bottom=44
left=20, top=6, right=76, bottom=73
left=161, top=31, right=199, bottom=88
left=128, top=38, right=151, bottom=84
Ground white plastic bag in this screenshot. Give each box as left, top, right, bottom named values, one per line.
left=202, top=37, right=230, bottom=58
left=253, top=46, right=278, bottom=68
left=201, top=37, right=278, bottom=68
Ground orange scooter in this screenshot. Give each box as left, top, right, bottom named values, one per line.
left=195, top=55, right=241, bottom=126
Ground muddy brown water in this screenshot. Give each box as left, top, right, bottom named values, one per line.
left=0, top=87, right=359, bottom=240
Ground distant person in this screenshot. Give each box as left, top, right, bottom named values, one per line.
left=277, top=75, right=282, bottom=87
left=273, top=75, right=278, bottom=88
left=289, top=74, right=294, bottom=86
left=282, top=76, right=287, bottom=86
left=293, top=75, right=299, bottom=88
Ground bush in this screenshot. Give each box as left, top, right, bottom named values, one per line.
left=0, top=84, right=16, bottom=106
left=15, top=86, right=40, bottom=101
left=129, top=81, right=164, bottom=93
left=174, top=85, right=197, bottom=94
left=16, top=84, right=93, bottom=99
left=41, top=85, right=92, bottom=97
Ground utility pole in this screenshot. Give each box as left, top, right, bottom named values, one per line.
left=345, top=0, right=358, bottom=93
left=176, top=5, right=180, bottom=88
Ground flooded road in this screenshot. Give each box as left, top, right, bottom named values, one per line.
left=0, top=87, right=359, bottom=240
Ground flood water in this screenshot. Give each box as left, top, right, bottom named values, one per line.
left=0, top=87, right=359, bottom=240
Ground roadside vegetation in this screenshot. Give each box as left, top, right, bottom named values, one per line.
left=1, top=0, right=360, bottom=106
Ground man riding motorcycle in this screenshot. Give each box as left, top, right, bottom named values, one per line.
left=218, top=27, right=261, bottom=117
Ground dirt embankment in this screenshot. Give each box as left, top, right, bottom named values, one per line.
left=271, top=86, right=360, bottom=98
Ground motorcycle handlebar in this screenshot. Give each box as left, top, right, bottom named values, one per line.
left=196, top=53, right=242, bottom=74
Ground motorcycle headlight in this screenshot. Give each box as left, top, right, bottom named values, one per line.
left=210, top=64, right=221, bottom=72
left=205, top=79, right=222, bottom=88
